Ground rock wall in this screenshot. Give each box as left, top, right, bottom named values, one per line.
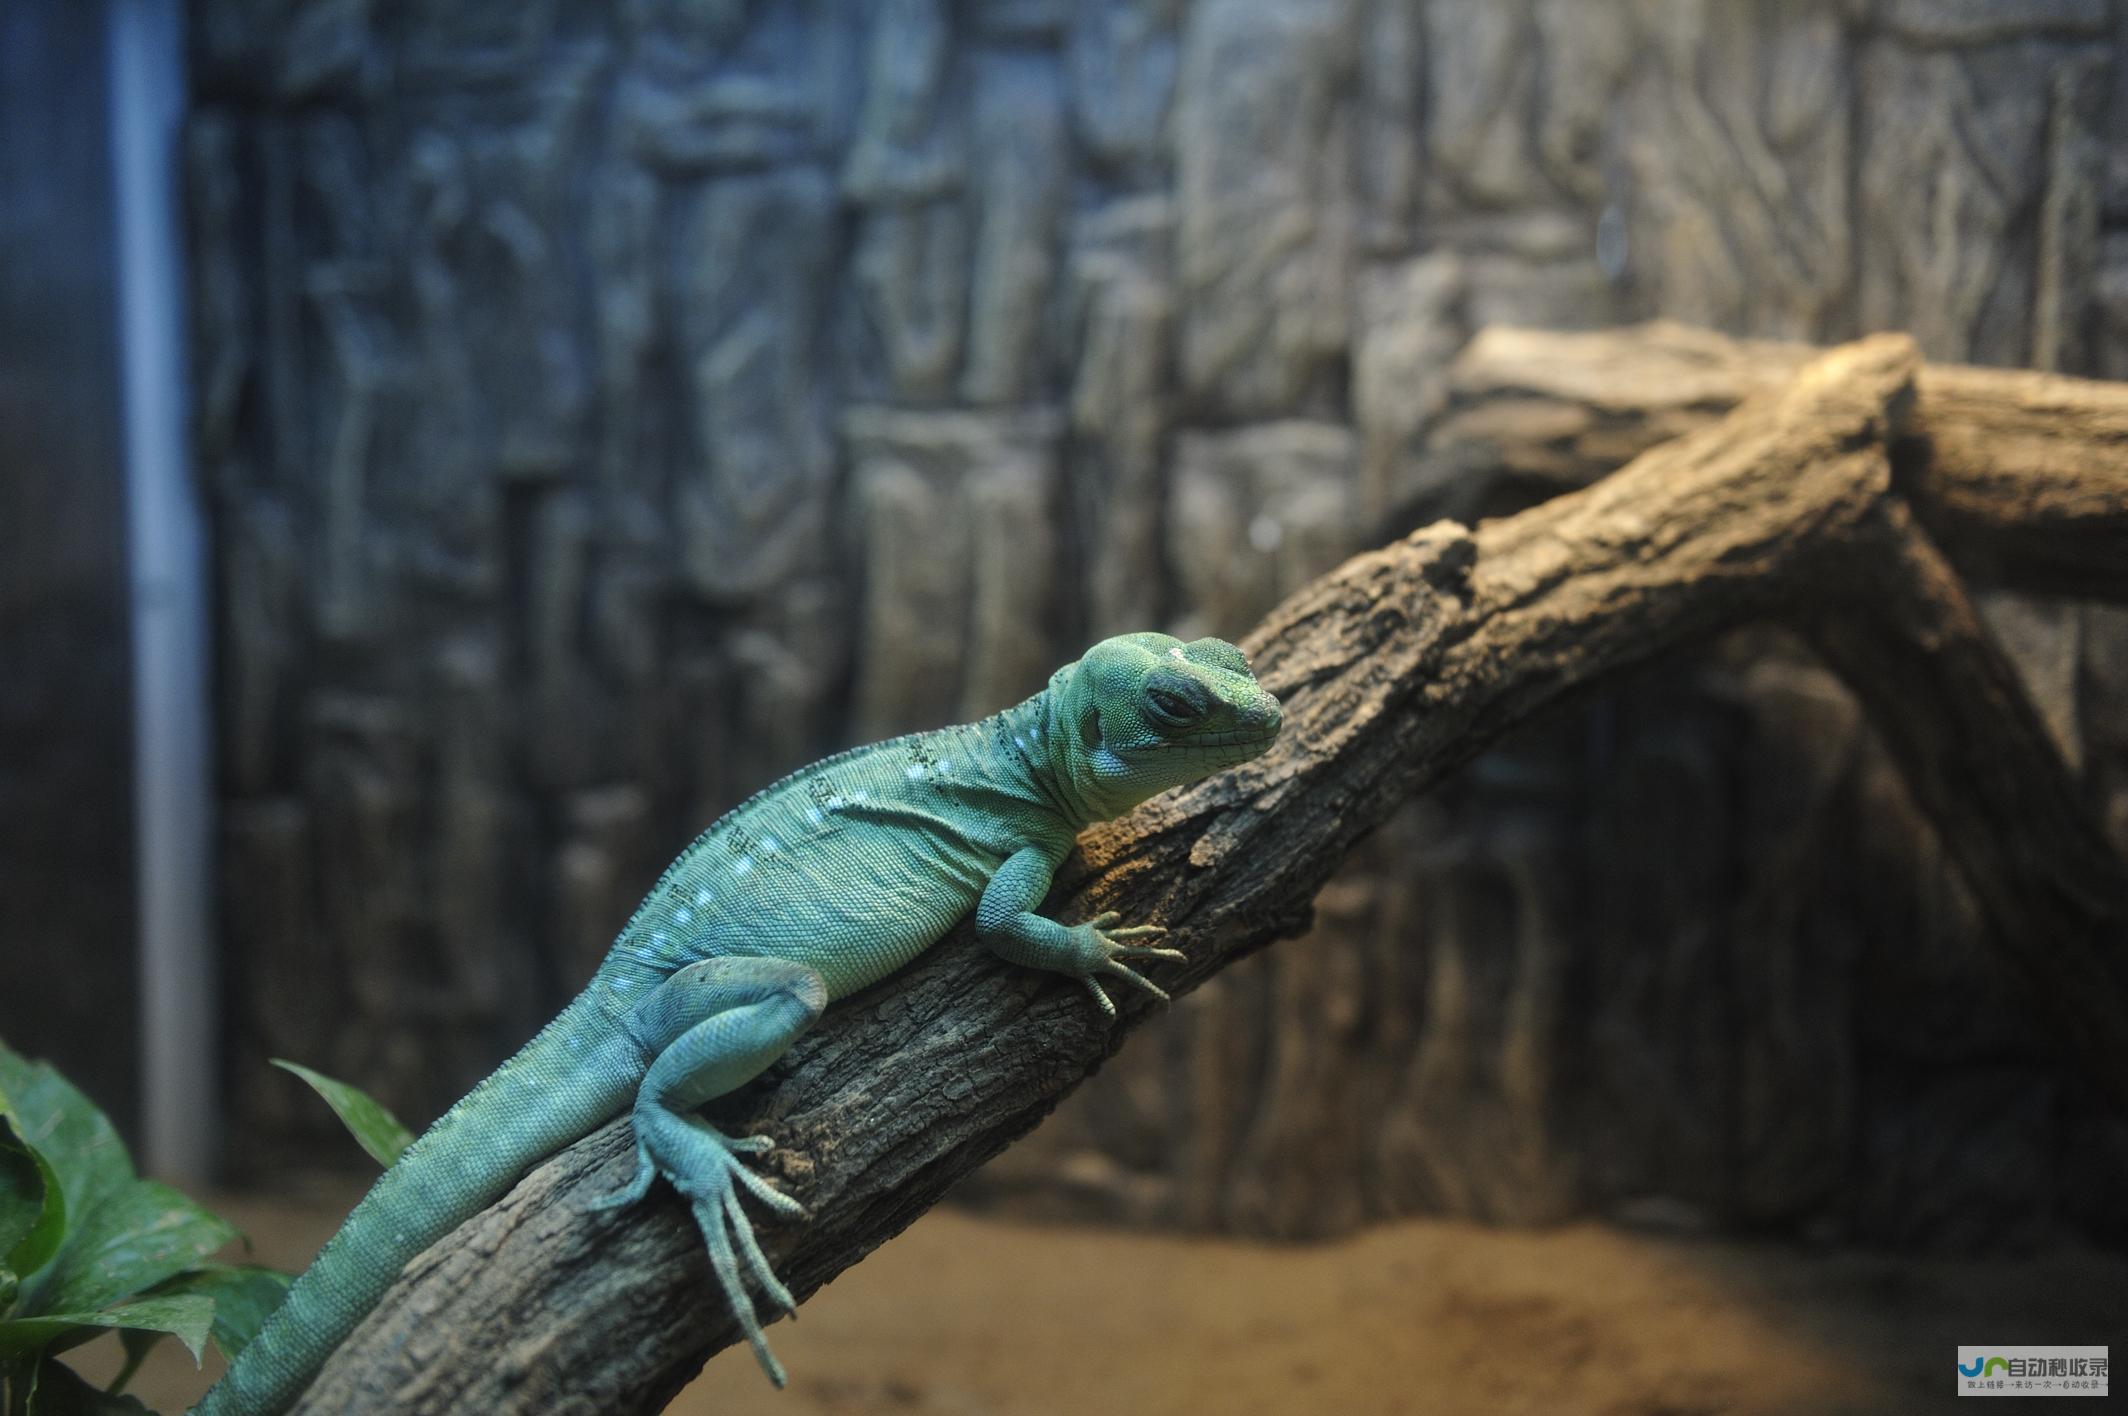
left=189, top=0, right=2128, bottom=1246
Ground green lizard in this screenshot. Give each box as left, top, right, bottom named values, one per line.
left=196, top=631, right=1281, bottom=1413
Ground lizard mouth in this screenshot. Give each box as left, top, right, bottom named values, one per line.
left=1214, top=691, right=1283, bottom=749
left=1198, top=725, right=1279, bottom=749
left=1137, top=721, right=1282, bottom=760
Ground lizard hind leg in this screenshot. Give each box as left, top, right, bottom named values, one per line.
left=594, top=956, right=827, bottom=1387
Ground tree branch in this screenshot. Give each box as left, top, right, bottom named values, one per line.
left=1806, top=498, right=2128, bottom=1105
left=292, top=333, right=2128, bottom=1414
left=1427, top=322, right=2128, bottom=601
left=1894, top=361, right=2128, bottom=599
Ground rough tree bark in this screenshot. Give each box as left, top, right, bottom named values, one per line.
left=1424, top=322, right=2128, bottom=603
left=293, top=335, right=2128, bottom=1414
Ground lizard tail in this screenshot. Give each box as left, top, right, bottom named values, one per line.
left=194, top=992, right=643, bottom=1415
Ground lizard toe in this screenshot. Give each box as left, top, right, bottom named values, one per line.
left=1100, top=960, right=1172, bottom=1006
left=690, top=1192, right=788, bottom=1388
left=1113, top=945, right=1186, bottom=965
left=724, top=1185, right=798, bottom=1317
left=586, top=1139, right=658, bottom=1214
left=1080, top=975, right=1119, bottom=1019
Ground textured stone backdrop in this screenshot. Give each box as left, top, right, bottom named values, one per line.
left=189, top=0, right=2128, bottom=1248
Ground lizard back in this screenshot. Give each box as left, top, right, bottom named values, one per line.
left=604, top=698, right=1072, bottom=1001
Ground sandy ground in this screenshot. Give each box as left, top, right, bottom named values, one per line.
left=70, top=1186, right=2124, bottom=1415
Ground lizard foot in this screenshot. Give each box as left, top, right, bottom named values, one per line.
left=588, top=1130, right=774, bottom=1214
left=602, top=1107, right=805, bottom=1386
left=1074, top=912, right=1187, bottom=1019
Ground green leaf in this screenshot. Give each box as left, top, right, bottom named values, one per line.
left=17, top=1354, right=152, bottom=1414
left=270, top=1060, right=413, bottom=1168
left=106, top=1328, right=156, bottom=1397
left=0, top=1294, right=214, bottom=1364
left=0, top=1141, right=39, bottom=1267
left=4, top=1354, right=36, bottom=1416
left=0, top=1130, right=64, bottom=1283
left=147, top=1266, right=289, bottom=1362
left=0, top=1048, right=132, bottom=1252
left=35, top=1182, right=236, bottom=1319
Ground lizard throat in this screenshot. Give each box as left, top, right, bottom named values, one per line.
left=984, top=691, right=1105, bottom=830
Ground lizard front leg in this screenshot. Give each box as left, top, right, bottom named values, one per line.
left=976, top=845, right=1185, bottom=1018
left=590, top=956, right=825, bottom=1387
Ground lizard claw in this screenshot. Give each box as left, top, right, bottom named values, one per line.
left=1100, top=959, right=1173, bottom=1006
left=689, top=1186, right=791, bottom=1388
left=1072, top=914, right=1184, bottom=1018
left=1081, top=975, right=1119, bottom=1019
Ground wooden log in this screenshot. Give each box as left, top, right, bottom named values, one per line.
left=1897, top=362, right=2128, bottom=598
left=1424, top=322, right=2128, bottom=601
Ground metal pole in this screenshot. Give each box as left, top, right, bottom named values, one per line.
left=109, top=0, right=215, bottom=1184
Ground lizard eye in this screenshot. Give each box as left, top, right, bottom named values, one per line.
left=1145, top=685, right=1202, bottom=728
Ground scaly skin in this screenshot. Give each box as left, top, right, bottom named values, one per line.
left=195, top=632, right=1282, bottom=1413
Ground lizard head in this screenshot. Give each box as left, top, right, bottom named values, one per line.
left=1048, top=631, right=1283, bottom=820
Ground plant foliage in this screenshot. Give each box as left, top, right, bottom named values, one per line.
left=0, top=1040, right=288, bottom=1414
left=268, top=1062, right=411, bottom=1170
